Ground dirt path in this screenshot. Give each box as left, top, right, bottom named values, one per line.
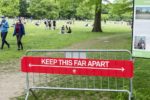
left=0, top=33, right=129, bottom=100
left=67, top=33, right=129, bottom=49
left=0, top=73, right=26, bottom=100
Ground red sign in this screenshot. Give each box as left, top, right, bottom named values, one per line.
left=21, top=57, right=134, bottom=78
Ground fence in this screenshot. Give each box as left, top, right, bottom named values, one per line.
left=21, top=49, right=134, bottom=100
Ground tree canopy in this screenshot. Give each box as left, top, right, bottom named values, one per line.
left=0, top=0, right=133, bottom=21
left=28, top=0, right=59, bottom=19
left=109, top=0, right=133, bottom=21
left=0, top=0, right=19, bottom=17
left=0, top=0, right=133, bottom=32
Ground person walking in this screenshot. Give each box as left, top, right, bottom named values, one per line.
left=48, top=20, right=52, bottom=30
left=13, top=19, right=25, bottom=50
left=44, top=19, right=49, bottom=30
left=0, top=16, right=10, bottom=49
left=53, top=20, right=56, bottom=30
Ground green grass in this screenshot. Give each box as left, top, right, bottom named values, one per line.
left=2, top=20, right=150, bottom=100
left=0, top=21, right=130, bottom=62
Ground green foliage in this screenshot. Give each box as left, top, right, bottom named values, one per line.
left=0, top=0, right=19, bottom=17
left=19, top=0, right=29, bottom=17
left=57, top=0, right=102, bottom=20
left=28, top=0, right=59, bottom=19
left=109, top=0, right=133, bottom=21
left=0, top=0, right=133, bottom=21
left=76, top=2, right=94, bottom=19
left=102, top=4, right=110, bottom=14
left=58, top=0, right=81, bottom=19
left=102, top=14, right=109, bottom=20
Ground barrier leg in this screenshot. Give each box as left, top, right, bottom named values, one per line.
left=25, top=73, right=30, bottom=100
left=30, top=89, right=38, bottom=100
left=128, top=92, right=131, bottom=100
left=25, top=91, right=29, bottom=100
left=130, top=78, right=134, bottom=100
left=25, top=89, right=38, bottom=100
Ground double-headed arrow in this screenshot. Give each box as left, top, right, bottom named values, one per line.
left=29, top=64, right=125, bottom=72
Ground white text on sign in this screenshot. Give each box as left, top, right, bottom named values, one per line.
left=41, top=59, right=110, bottom=68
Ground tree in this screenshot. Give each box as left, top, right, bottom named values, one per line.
left=0, top=0, right=19, bottom=17
left=56, top=0, right=107, bottom=32
left=19, top=0, right=29, bottom=17
left=28, top=0, right=59, bottom=19
left=109, top=0, right=133, bottom=21
left=57, top=0, right=81, bottom=19
left=76, top=2, right=94, bottom=20
left=92, top=0, right=103, bottom=32
left=79, top=0, right=103, bottom=32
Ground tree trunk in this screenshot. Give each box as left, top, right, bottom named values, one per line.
left=92, top=1, right=102, bottom=32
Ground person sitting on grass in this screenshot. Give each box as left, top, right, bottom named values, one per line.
left=13, top=19, right=25, bottom=50
left=53, top=20, right=56, bottom=30
left=61, top=25, right=65, bottom=34
left=35, top=21, right=40, bottom=26
left=67, top=27, right=72, bottom=34
left=66, top=25, right=68, bottom=30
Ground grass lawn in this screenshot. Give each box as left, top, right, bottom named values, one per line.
left=0, top=20, right=130, bottom=62
left=1, top=20, right=150, bottom=100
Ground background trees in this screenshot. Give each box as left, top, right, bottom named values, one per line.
left=19, top=0, right=29, bottom=17
left=28, top=0, right=59, bottom=19
left=109, top=0, right=133, bottom=21
left=0, top=0, right=133, bottom=32
left=0, top=0, right=19, bottom=17
left=0, top=0, right=133, bottom=21
left=0, top=0, right=133, bottom=20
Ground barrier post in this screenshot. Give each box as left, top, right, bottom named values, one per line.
left=25, top=73, right=29, bottom=100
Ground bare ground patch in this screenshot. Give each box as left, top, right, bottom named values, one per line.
left=0, top=73, right=26, bottom=100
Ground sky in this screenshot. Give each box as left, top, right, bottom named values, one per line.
left=103, top=0, right=115, bottom=4
left=108, top=0, right=115, bottom=3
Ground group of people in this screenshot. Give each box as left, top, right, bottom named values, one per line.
left=44, top=20, right=56, bottom=30
left=0, top=16, right=74, bottom=50
left=44, top=19, right=72, bottom=34
left=61, top=25, right=72, bottom=34
left=60, top=20, right=73, bottom=34
left=0, top=16, right=25, bottom=50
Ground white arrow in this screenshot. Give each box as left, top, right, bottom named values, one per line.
left=29, top=64, right=125, bottom=72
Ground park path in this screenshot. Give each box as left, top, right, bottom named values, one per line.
left=0, top=33, right=129, bottom=100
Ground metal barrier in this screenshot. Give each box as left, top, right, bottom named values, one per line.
left=22, top=49, right=134, bottom=100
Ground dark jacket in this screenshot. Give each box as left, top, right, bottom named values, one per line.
left=13, top=23, right=25, bottom=36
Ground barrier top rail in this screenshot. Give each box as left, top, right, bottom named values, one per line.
left=26, top=49, right=132, bottom=55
